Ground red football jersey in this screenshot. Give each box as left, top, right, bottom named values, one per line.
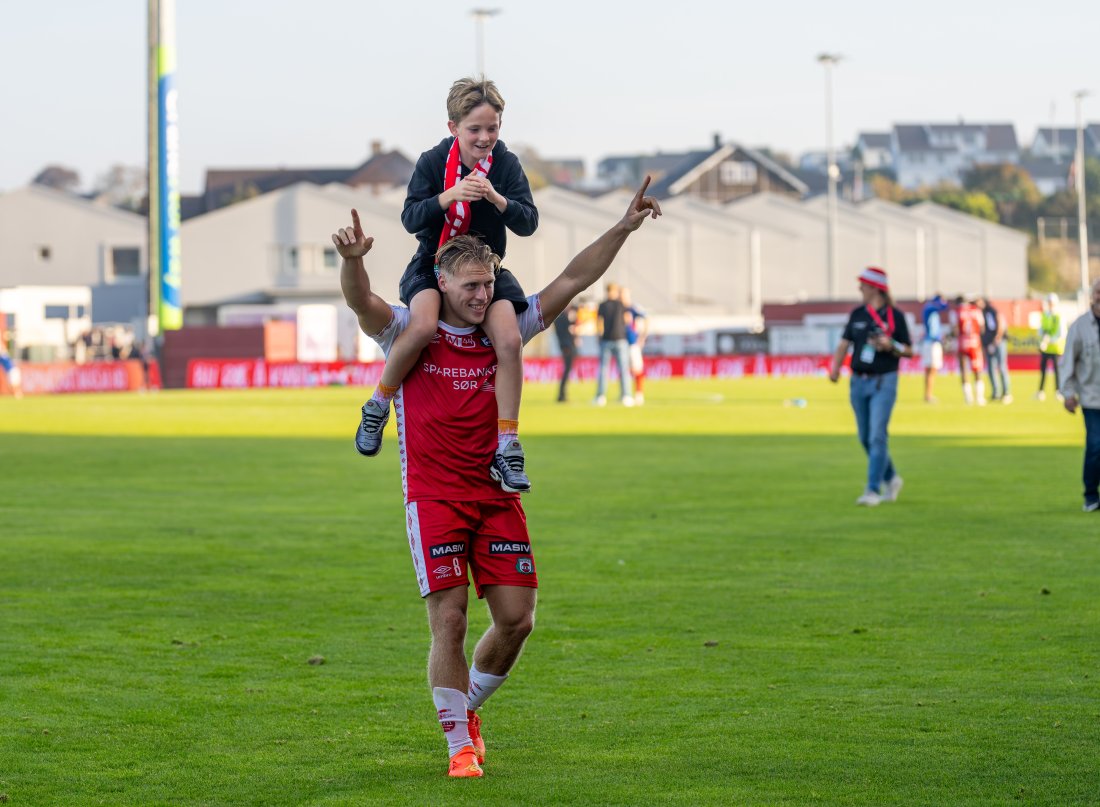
left=957, top=304, right=984, bottom=351
left=374, top=297, right=545, bottom=503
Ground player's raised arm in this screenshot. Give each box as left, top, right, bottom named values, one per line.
left=333, top=209, right=392, bottom=335
left=537, top=177, right=661, bottom=324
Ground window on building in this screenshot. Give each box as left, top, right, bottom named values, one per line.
left=287, top=247, right=299, bottom=271
left=323, top=247, right=338, bottom=270
left=720, top=161, right=758, bottom=186
left=44, top=305, right=70, bottom=319
left=37, top=245, right=51, bottom=262
left=111, top=246, right=141, bottom=279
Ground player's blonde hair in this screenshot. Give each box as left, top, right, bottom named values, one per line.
left=447, top=77, right=505, bottom=123
left=436, top=235, right=500, bottom=278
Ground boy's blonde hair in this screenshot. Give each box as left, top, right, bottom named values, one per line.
left=447, top=77, right=505, bottom=123
left=436, top=235, right=501, bottom=278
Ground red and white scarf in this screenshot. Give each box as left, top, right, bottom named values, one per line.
left=438, top=137, right=493, bottom=250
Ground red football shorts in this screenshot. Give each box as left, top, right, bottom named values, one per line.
left=405, top=498, right=537, bottom=598
left=959, top=345, right=984, bottom=373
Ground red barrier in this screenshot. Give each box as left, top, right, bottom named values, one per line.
left=13, top=360, right=159, bottom=395
left=184, top=354, right=1043, bottom=389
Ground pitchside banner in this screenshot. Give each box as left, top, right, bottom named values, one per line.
left=154, top=0, right=182, bottom=331
left=185, top=354, right=1044, bottom=389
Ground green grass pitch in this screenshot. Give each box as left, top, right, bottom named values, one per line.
left=1, top=374, right=1097, bottom=805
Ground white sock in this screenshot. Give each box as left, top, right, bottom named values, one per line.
left=467, top=665, right=509, bottom=711
left=976, top=380, right=986, bottom=401
left=963, top=383, right=974, bottom=404
left=432, top=687, right=472, bottom=756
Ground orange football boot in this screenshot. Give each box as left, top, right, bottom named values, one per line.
left=467, top=710, right=485, bottom=764
left=448, top=745, right=483, bottom=778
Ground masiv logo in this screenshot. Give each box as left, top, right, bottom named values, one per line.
left=430, top=542, right=466, bottom=558
left=490, top=541, right=531, bottom=554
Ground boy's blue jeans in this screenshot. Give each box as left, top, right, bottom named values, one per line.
left=849, top=371, right=899, bottom=494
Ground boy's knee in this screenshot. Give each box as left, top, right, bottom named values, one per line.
left=493, top=329, right=522, bottom=358
left=407, top=317, right=438, bottom=346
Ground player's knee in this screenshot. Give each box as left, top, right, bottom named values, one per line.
left=497, top=609, right=534, bottom=642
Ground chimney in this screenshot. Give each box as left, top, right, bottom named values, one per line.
left=713, top=132, right=722, bottom=149
left=370, top=140, right=383, bottom=156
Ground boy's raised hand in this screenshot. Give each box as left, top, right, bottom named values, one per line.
left=332, top=209, right=374, bottom=259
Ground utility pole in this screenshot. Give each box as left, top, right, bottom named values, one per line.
left=1074, top=90, right=1091, bottom=297
left=470, top=8, right=500, bottom=76
left=818, top=53, right=843, bottom=299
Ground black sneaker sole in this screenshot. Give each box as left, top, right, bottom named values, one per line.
left=355, top=438, right=382, bottom=457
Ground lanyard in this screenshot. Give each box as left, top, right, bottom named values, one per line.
left=865, top=305, right=894, bottom=337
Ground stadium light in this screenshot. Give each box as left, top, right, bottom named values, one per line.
left=470, top=8, right=501, bottom=77
left=818, top=53, right=843, bottom=300
left=1075, top=89, right=1091, bottom=298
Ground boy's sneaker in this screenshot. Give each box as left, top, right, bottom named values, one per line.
left=1083, top=499, right=1100, bottom=513
left=354, top=399, right=390, bottom=457
left=490, top=440, right=531, bottom=493
left=856, top=490, right=882, bottom=507
left=447, top=746, right=483, bottom=778
left=467, top=711, right=485, bottom=764
left=882, top=476, right=904, bottom=502
left=1002, top=394, right=1013, bottom=404
left=593, top=395, right=607, bottom=406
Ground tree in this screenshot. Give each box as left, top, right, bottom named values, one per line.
left=228, top=181, right=262, bottom=205
left=868, top=173, right=906, bottom=203
left=92, top=164, right=146, bottom=211
left=962, top=163, right=1040, bottom=228
left=927, top=186, right=999, bottom=222
left=33, top=165, right=81, bottom=192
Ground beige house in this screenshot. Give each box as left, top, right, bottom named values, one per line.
left=0, top=184, right=147, bottom=325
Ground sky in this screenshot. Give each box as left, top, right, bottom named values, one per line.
left=1, top=0, right=1098, bottom=195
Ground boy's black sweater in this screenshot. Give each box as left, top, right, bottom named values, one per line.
left=401, top=137, right=539, bottom=275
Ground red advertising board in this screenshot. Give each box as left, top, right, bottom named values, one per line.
left=185, top=354, right=1044, bottom=389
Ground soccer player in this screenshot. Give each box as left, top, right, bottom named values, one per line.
left=354, top=77, right=538, bottom=495
left=920, top=293, right=949, bottom=403
left=332, top=179, right=661, bottom=778
left=953, top=295, right=986, bottom=406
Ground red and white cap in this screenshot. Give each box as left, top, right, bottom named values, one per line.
left=858, top=266, right=889, bottom=291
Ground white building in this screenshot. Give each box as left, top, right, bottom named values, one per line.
left=726, top=193, right=881, bottom=302
left=0, top=184, right=147, bottom=327
left=179, top=182, right=414, bottom=323
left=905, top=201, right=1029, bottom=299
left=725, top=192, right=1027, bottom=302
left=892, top=123, right=1019, bottom=189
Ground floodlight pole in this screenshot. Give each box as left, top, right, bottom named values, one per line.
left=470, top=8, right=500, bottom=77
left=1075, top=90, right=1091, bottom=297
left=818, top=53, right=843, bottom=300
